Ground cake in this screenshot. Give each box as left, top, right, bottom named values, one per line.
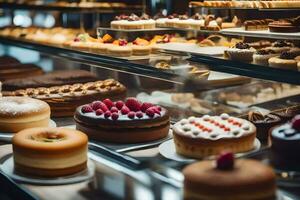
left=0, top=56, right=20, bottom=66
left=268, top=51, right=298, bottom=70
left=3, top=79, right=127, bottom=117
left=74, top=97, right=170, bottom=143
left=107, top=39, right=132, bottom=57
left=12, top=127, right=88, bottom=177
left=269, top=17, right=300, bottom=33
left=253, top=49, right=279, bottom=66
left=189, top=14, right=205, bottom=29
left=0, top=97, right=50, bottom=133
left=225, top=42, right=256, bottom=62
left=0, top=64, right=44, bottom=81
left=2, top=70, right=97, bottom=91
left=172, top=114, right=256, bottom=158
left=131, top=38, right=151, bottom=56
left=247, top=111, right=281, bottom=142
left=183, top=152, right=277, bottom=200
left=271, top=105, right=300, bottom=123
left=111, top=14, right=154, bottom=30
left=271, top=115, right=300, bottom=171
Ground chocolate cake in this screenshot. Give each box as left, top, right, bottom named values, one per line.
left=0, top=56, right=20, bottom=66
left=3, top=70, right=98, bottom=91
left=271, top=115, right=300, bottom=171
left=0, top=64, right=44, bottom=81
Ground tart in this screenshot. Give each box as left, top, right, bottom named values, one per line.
left=131, top=38, right=151, bottom=56
left=0, top=97, right=50, bottom=133
left=268, top=51, right=298, bottom=70
left=183, top=152, right=277, bottom=200
left=225, top=42, right=256, bottom=62
left=253, top=49, right=279, bottom=66
left=247, top=110, right=281, bottom=142
left=172, top=114, right=256, bottom=158
left=271, top=115, right=300, bottom=171
left=107, top=39, right=132, bottom=57
left=12, top=127, right=88, bottom=177
left=74, top=98, right=170, bottom=143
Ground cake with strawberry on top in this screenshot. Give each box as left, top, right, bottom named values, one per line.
left=74, top=97, right=170, bottom=143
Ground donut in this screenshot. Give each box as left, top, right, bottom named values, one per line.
left=0, top=97, right=50, bottom=133
left=12, top=127, right=88, bottom=177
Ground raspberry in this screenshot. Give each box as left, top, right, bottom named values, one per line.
left=128, top=111, right=135, bottom=119
left=103, top=99, right=114, bottom=109
left=136, top=111, right=143, bottom=118
left=125, top=98, right=141, bottom=112
left=111, top=113, right=119, bottom=120
left=140, top=102, right=153, bottom=112
left=104, top=111, right=111, bottom=118
left=145, top=107, right=155, bottom=117
left=292, top=115, right=300, bottom=131
left=121, top=106, right=130, bottom=115
left=156, top=106, right=162, bottom=111
left=81, top=105, right=93, bottom=113
left=110, top=107, right=118, bottom=113
left=115, top=101, right=124, bottom=110
left=152, top=106, right=161, bottom=115
left=216, top=152, right=234, bottom=170
left=97, top=102, right=108, bottom=112
left=91, top=101, right=102, bottom=111
left=95, top=109, right=104, bottom=116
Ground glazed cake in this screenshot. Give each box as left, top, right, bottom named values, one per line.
left=3, top=79, right=126, bottom=117
left=12, top=127, right=88, bottom=177
left=271, top=115, right=300, bottom=171
left=183, top=152, right=277, bottom=200
left=173, top=114, right=256, bottom=158
left=74, top=97, right=170, bottom=143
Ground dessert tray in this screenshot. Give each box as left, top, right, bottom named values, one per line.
left=0, top=119, right=56, bottom=142
left=158, top=138, right=261, bottom=162
left=0, top=154, right=95, bottom=185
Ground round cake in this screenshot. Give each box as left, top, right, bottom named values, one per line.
left=74, top=97, right=170, bottom=143
left=12, top=127, right=88, bottom=177
left=183, top=152, right=277, bottom=200
left=0, top=97, right=50, bottom=133
left=270, top=115, right=300, bottom=171
left=173, top=114, right=256, bottom=158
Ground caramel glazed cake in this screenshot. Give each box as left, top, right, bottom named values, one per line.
left=3, top=79, right=127, bottom=117
left=173, top=114, right=256, bottom=158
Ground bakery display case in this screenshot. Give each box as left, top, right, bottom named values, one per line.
left=0, top=1, right=300, bottom=200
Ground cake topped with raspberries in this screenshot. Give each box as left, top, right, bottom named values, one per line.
left=74, top=97, right=170, bottom=143
left=173, top=114, right=256, bottom=158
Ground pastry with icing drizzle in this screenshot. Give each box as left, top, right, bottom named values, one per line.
left=172, top=113, right=256, bottom=158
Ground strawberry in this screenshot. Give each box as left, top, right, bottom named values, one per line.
left=81, top=105, right=93, bottom=113
left=103, top=99, right=114, bottom=109
left=128, top=111, right=135, bottom=119
left=110, top=107, right=118, bottom=113
left=125, top=98, right=141, bottom=112
left=111, top=113, right=119, bottom=120
left=145, top=107, right=155, bottom=117
left=121, top=106, right=130, bottom=115
left=91, top=101, right=102, bottom=111
left=140, top=102, right=153, bottom=112
left=152, top=106, right=161, bottom=115
left=216, top=152, right=234, bottom=170
left=95, top=109, right=104, bottom=116
left=115, top=101, right=124, bottom=110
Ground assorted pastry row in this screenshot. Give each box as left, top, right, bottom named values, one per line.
left=111, top=13, right=240, bottom=31
left=190, top=0, right=300, bottom=9
left=225, top=41, right=300, bottom=70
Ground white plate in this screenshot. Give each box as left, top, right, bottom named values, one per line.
left=0, top=119, right=56, bottom=142
left=0, top=155, right=95, bottom=185
left=159, top=138, right=261, bottom=162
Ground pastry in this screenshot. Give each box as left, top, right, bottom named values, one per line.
left=247, top=111, right=281, bottom=142
left=271, top=115, right=300, bottom=171
left=0, top=97, right=50, bottom=133
left=74, top=97, right=170, bottom=143
left=131, top=38, right=151, bottom=56
left=2, top=70, right=97, bottom=91
left=165, top=14, right=179, bottom=27
left=271, top=105, right=300, bottom=122
left=175, top=15, right=192, bottom=29
left=172, top=114, right=256, bottom=158
left=249, top=40, right=272, bottom=49
left=12, top=127, right=88, bottom=177
left=0, top=64, right=44, bottom=81
left=269, top=17, right=300, bottom=33
left=3, top=79, right=127, bottom=117
left=189, top=13, right=205, bottom=29
left=266, top=40, right=294, bottom=53
left=140, top=14, right=156, bottom=29
left=268, top=51, right=298, bottom=70
left=111, top=14, right=154, bottom=30
left=225, top=42, right=256, bottom=62
left=183, top=152, right=277, bottom=200
left=253, top=49, right=279, bottom=66
left=244, top=19, right=273, bottom=31
left=107, top=39, right=132, bottom=57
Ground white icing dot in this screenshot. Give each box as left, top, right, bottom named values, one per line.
left=180, top=119, right=188, bottom=125
left=203, top=115, right=210, bottom=121
left=188, top=116, right=196, bottom=123
left=220, top=113, right=229, bottom=120
left=182, top=124, right=191, bottom=131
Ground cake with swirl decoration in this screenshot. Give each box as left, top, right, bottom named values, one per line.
left=183, top=152, right=276, bottom=200
left=74, top=97, right=170, bottom=143
left=172, top=114, right=256, bottom=158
